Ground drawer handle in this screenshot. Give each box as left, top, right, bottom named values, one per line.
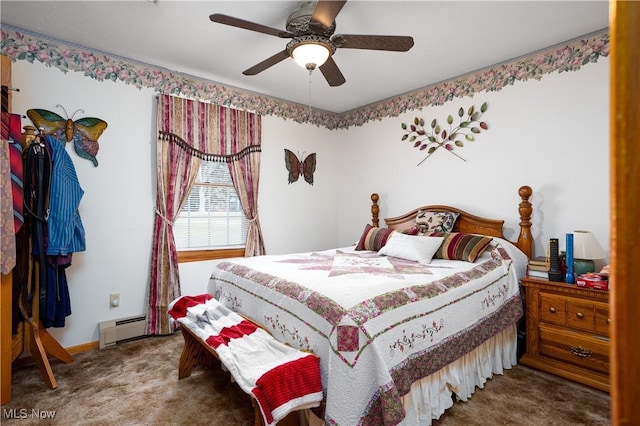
left=576, top=312, right=584, bottom=320
left=549, top=307, right=556, bottom=314
left=607, top=318, right=611, bottom=325
left=569, top=346, right=592, bottom=358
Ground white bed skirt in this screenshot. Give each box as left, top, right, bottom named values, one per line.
left=301, top=325, right=518, bottom=426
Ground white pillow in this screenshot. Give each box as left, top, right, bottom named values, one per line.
left=378, top=233, right=444, bottom=264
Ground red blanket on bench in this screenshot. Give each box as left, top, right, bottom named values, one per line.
left=169, top=294, right=323, bottom=426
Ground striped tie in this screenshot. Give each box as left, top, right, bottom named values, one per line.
left=1, top=85, right=23, bottom=233
left=0, top=85, right=8, bottom=138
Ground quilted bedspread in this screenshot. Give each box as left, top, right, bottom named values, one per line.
left=206, top=239, right=527, bottom=426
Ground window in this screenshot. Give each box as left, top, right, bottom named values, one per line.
left=174, top=160, right=248, bottom=261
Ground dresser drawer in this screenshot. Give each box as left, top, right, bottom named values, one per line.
left=594, top=302, right=610, bottom=337
left=521, top=278, right=610, bottom=392
left=566, top=299, right=596, bottom=332
left=539, top=325, right=609, bottom=375
left=539, top=294, right=566, bottom=325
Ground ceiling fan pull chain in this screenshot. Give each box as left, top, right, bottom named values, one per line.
left=308, top=70, right=313, bottom=119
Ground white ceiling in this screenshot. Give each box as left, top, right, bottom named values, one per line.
left=1, top=1, right=609, bottom=113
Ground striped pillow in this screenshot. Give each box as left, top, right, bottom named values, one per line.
left=355, top=224, right=396, bottom=251
left=431, top=232, right=493, bottom=262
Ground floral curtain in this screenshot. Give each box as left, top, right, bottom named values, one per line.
left=145, top=94, right=264, bottom=335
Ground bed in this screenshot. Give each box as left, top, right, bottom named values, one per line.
left=205, top=185, right=533, bottom=425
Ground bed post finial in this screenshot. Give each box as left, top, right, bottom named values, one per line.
left=517, top=185, right=533, bottom=258
left=371, top=193, right=380, bottom=227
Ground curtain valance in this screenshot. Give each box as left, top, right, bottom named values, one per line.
left=158, top=130, right=261, bottom=162
left=146, top=94, right=264, bottom=336
left=157, top=94, right=261, bottom=155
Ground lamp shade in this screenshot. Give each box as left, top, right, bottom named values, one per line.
left=291, top=43, right=330, bottom=70
left=572, top=230, right=606, bottom=260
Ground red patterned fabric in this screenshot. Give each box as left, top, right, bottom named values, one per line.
left=1, top=86, right=8, bottom=139
left=206, top=321, right=259, bottom=349
left=253, top=354, right=322, bottom=424
left=337, top=325, right=360, bottom=352
left=1, top=88, right=23, bottom=234
left=167, top=293, right=212, bottom=318
left=146, top=95, right=263, bottom=336
left=168, top=295, right=323, bottom=426
left=8, top=114, right=23, bottom=233
left=355, top=224, right=396, bottom=251
left=430, top=232, right=493, bottom=262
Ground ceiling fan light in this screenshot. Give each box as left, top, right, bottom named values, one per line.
left=292, top=43, right=330, bottom=70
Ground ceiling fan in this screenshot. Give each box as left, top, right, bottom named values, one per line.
left=210, top=0, right=414, bottom=87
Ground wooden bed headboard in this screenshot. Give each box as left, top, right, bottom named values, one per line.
left=370, top=185, right=533, bottom=258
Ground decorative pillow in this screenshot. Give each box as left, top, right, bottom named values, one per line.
left=401, top=227, right=420, bottom=235
left=355, top=224, right=396, bottom=251
left=378, top=232, right=444, bottom=264
left=414, top=210, right=460, bottom=235
left=431, top=232, right=493, bottom=262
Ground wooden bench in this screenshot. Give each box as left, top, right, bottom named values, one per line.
left=173, top=296, right=322, bottom=426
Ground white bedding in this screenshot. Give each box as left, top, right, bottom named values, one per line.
left=205, top=238, right=527, bottom=425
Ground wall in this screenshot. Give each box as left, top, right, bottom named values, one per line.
left=338, top=59, right=610, bottom=265
left=12, top=62, right=156, bottom=349
left=10, top=55, right=609, bottom=348
left=180, top=116, right=341, bottom=296
left=11, top=60, right=339, bottom=348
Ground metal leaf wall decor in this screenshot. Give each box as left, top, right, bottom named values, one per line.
left=401, top=102, right=489, bottom=166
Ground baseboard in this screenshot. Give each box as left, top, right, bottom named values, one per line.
left=12, top=341, right=100, bottom=369
left=67, top=341, right=100, bottom=355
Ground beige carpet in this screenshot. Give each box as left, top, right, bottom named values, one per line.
left=2, top=333, right=610, bottom=425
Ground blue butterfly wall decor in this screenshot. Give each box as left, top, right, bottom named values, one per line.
left=284, top=149, right=316, bottom=186
left=27, top=105, right=108, bottom=167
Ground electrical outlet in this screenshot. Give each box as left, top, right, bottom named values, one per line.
left=109, top=293, right=120, bottom=308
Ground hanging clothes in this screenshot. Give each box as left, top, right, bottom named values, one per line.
left=0, top=88, right=23, bottom=273
left=43, top=258, right=72, bottom=328
left=2, top=112, right=29, bottom=333
left=8, top=113, right=24, bottom=233
left=0, top=138, right=15, bottom=273
left=23, top=135, right=52, bottom=323
left=23, top=134, right=86, bottom=328
left=44, top=134, right=86, bottom=256
left=43, top=134, right=86, bottom=327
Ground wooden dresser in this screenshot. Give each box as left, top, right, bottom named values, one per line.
left=520, top=277, right=610, bottom=392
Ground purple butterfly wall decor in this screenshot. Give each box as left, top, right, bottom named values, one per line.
left=284, top=149, right=316, bottom=185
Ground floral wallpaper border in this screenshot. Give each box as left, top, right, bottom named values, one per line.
left=1, top=25, right=608, bottom=131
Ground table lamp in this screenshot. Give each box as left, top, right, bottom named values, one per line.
left=572, top=230, right=606, bottom=276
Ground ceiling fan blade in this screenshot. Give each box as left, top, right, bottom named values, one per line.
left=333, top=34, right=414, bottom=52
left=319, top=57, right=346, bottom=87
left=243, top=50, right=290, bottom=76
left=310, top=0, right=347, bottom=30
left=210, top=14, right=293, bottom=38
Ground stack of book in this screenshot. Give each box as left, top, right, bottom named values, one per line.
left=527, top=256, right=550, bottom=279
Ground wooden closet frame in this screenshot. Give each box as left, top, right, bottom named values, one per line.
left=609, top=2, right=640, bottom=423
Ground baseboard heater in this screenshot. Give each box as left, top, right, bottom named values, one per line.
left=99, top=315, right=147, bottom=349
